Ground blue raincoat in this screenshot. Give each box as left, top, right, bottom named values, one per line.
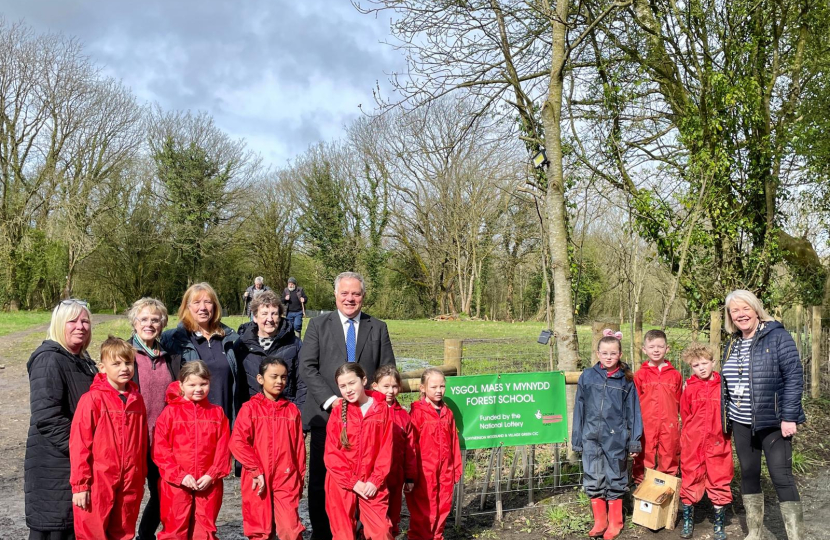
left=572, top=362, right=643, bottom=499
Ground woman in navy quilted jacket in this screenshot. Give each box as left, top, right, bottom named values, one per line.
left=721, top=289, right=805, bottom=540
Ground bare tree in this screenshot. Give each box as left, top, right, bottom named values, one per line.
left=0, top=20, right=105, bottom=307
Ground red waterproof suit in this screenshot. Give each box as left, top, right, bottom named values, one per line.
left=680, top=373, right=733, bottom=506
left=70, top=374, right=148, bottom=540
left=632, top=361, right=682, bottom=483
left=324, top=390, right=394, bottom=540
left=387, top=399, right=418, bottom=535
left=153, top=381, right=231, bottom=540
left=230, top=393, right=306, bottom=540
left=406, top=399, right=463, bottom=540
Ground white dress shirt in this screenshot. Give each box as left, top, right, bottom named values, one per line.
left=323, top=310, right=363, bottom=411
left=337, top=309, right=361, bottom=341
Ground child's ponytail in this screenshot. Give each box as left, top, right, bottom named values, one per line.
left=340, top=400, right=351, bottom=449
left=623, top=363, right=634, bottom=382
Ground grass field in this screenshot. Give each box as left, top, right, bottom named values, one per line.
left=0, top=311, right=54, bottom=337
left=0, top=312, right=699, bottom=378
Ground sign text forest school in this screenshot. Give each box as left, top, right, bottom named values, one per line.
left=443, top=372, right=568, bottom=450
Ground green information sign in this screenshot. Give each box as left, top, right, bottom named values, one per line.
left=443, top=371, right=568, bottom=449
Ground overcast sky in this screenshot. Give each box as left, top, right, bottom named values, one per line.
left=3, top=1, right=404, bottom=166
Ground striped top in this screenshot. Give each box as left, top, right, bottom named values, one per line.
left=722, top=337, right=753, bottom=425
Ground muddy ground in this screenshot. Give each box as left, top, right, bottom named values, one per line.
left=0, top=318, right=827, bottom=539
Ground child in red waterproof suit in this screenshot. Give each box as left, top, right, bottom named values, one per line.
left=153, top=361, right=231, bottom=540
left=407, top=368, right=463, bottom=540
left=230, top=357, right=306, bottom=540
left=678, top=344, right=733, bottom=540
left=70, top=337, right=148, bottom=540
left=325, top=363, right=394, bottom=540
left=372, top=365, right=418, bottom=536
left=632, top=329, right=682, bottom=484
left=572, top=331, right=643, bottom=540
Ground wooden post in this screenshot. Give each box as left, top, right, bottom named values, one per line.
left=495, top=447, right=503, bottom=523
left=454, top=451, right=467, bottom=527
left=591, top=321, right=620, bottom=366
left=445, top=339, right=463, bottom=376
left=795, top=305, right=803, bottom=357
left=480, top=449, right=496, bottom=510
left=710, top=310, right=722, bottom=370
left=812, top=306, right=822, bottom=399
left=527, top=445, right=535, bottom=505
left=633, top=311, right=643, bottom=370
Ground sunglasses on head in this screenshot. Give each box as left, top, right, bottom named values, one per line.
left=60, top=298, right=89, bottom=307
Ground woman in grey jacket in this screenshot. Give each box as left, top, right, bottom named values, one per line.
left=721, top=289, right=805, bottom=540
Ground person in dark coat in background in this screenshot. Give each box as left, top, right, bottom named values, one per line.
left=25, top=299, right=97, bottom=540
left=299, top=271, right=396, bottom=540
left=721, top=289, right=806, bottom=540
left=128, top=297, right=182, bottom=540
left=243, top=276, right=271, bottom=317
left=282, top=277, right=307, bottom=336
left=235, top=290, right=306, bottom=410
left=572, top=330, right=642, bottom=540
left=161, top=282, right=242, bottom=425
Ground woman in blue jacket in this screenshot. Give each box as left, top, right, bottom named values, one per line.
left=721, top=289, right=805, bottom=540
left=572, top=330, right=643, bottom=540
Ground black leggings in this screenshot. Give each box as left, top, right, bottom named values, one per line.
left=732, top=422, right=800, bottom=502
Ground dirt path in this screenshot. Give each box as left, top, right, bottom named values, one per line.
left=0, top=318, right=825, bottom=539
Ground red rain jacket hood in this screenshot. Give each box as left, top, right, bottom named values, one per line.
left=152, top=380, right=231, bottom=485
left=409, top=399, right=463, bottom=484
left=390, top=399, right=418, bottom=483
left=70, top=373, right=148, bottom=493
left=324, top=390, right=393, bottom=491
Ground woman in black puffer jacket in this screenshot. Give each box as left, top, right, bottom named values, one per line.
left=25, top=300, right=97, bottom=540
left=721, top=289, right=805, bottom=540
left=234, top=290, right=306, bottom=411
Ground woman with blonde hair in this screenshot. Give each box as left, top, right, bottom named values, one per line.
left=25, top=299, right=98, bottom=539
left=721, top=289, right=805, bottom=540
left=161, top=283, right=241, bottom=424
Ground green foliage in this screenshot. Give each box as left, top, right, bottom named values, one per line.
left=298, top=159, right=359, bottom=281
left=153, top=136, right=235, bottom=287
left=545, top=501, right=591, bottom=536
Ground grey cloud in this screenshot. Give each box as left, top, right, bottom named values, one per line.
left=7, top=0, right=403, bottom=163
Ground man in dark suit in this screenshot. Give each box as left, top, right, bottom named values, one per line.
left=299, top=271, right=396, bottom=540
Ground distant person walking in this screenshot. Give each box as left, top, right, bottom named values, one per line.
left=25, top=299, right=97, bottom=540
left=283, top=277, right=307, bottom=336
left=244, top=276, right=271, bottom=317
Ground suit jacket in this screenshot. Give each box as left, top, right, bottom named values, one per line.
left=299, top=311, right=395, bottom=428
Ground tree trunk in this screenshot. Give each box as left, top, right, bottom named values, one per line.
left=542, top=0, right=580, bottom=461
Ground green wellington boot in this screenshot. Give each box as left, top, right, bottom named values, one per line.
left=780, top=501, right=804, bottom=540
left=679, top=504, right=694, bottom=539
left=742, top=494, right=775, bottom=540
left=713, top=506, right=727, bottom=540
